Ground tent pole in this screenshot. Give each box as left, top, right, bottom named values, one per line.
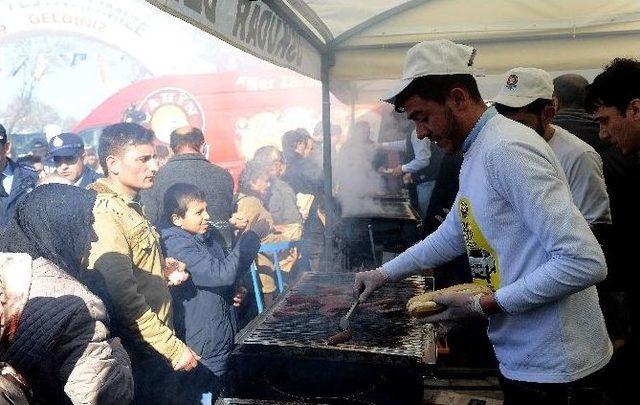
left=321, top=52, right=334, bottom=267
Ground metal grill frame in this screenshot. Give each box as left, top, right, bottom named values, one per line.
left=340, top=200, right=420, bottom=222
left=235, top=272, right=436, bottom=365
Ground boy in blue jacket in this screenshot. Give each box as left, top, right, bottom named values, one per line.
left=160, top=183, right=260, bottom=402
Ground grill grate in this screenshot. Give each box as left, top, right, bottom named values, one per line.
left=341, top=200, right=418, bottom=221
left=237, top=272, right=434, bottom=362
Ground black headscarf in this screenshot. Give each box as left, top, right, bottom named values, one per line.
left=0, top=184, right=97, bottom=280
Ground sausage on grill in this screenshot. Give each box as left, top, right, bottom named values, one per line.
left=326, top=329, right=353, bottom=345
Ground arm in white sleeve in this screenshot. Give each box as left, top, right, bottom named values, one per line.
left=378, top=139, right=405, bottom=153
left=566, top=150, right=611, bottom=225
left=486, top=140, right=607, bottom=314
left=402, top=132, right=431, bottom=173
left=381, top=197, right=466, bottom=281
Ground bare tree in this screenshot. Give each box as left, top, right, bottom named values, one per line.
left=3, top=96, right=61, bottom=133
left=1, top=38, right=73, bottom=134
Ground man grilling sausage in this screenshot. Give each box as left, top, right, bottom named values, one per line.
left=354, top=40, right=612, bottom=405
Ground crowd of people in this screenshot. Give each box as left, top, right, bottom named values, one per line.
left=0, top=38, right=638, bottom=405
left=0, top=120, right=328, bottom=403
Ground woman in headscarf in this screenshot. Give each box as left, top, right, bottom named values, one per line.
left=0, top=184, right=133, bottom=404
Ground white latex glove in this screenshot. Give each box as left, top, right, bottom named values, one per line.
left=353, top=268, right=389, bottom=302
left=421, top=292, right=486, bottom=323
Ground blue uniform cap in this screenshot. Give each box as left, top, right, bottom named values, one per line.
left=48, top=133, right=84, bottom=157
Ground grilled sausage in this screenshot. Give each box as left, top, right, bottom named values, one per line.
left=285, top=295, right=317, bottom=305
left=285, top=302, right=318, bottom=312
left=359, top=298, right=396, bottom=309
left=326, top=329, right=353, bottom=345
left=376, top=306, right=404, bottom=315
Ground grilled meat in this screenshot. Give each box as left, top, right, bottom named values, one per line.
left=326, top=329, right=353, bottom=345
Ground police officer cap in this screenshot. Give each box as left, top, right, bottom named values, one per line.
left=30, top=138, right=47, bottom=149
left=48, top=133, right=84, bottom=157
left=0, top=124, right=6, bottom=144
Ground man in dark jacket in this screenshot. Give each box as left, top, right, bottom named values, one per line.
left=0, top=124, right=37, bottom=227
left=141, top=126, right=236, bottom=248
left=281, top=129, right=325, bottom=270
left=282, top=129, right=323, bottom=196
left=585, top=59, right=640, bottom=405
left=47, top=132, right=103, bottom=188
left=554, top=73, right=638, bottom=339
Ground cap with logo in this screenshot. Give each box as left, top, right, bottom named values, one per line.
left=382, top=39, right=478, bottom=104
left=30, top=139, right=47, bottom=150
left=492, top=67, right=554, bottom=108
left=48, top=133, right=84, bottom=157
left=0, top=124, right=6, bottom=144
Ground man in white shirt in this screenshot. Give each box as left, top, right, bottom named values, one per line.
left=492, top=67, right=612, bottom=226
left=385, top=129, right=440, bottom=217
left=354, top=40, right=611, bottom=404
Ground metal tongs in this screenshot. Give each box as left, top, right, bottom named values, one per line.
left=339, top=298, right=360, bottom=331
left=340, top=271, right=365, bottom=331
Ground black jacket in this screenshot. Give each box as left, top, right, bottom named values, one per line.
left=141, top=153, right=234, bottom=225
left=77, top=166, right=103, bottom=189
left=0, top=159, right=37, bottom=227
left=282, top=152, right=323, bottom=196
left=554, top=108, right=640, bottom=288
left=267, top=177, right=302, bottom=225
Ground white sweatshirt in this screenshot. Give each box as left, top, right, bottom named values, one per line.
left=382, top=108, right=612, bottom=383
left=548, top=125, right=611, bottom=225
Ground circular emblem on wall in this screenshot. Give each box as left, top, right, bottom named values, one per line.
left=126, top=88, right=205, bottom=144
left=505, top=74, right=518, bottom=90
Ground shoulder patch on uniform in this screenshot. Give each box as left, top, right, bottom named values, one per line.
left=93, top=194, right=125, bottom=217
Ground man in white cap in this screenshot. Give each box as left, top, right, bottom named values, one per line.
left=493, top=67, right=611, bottom=226
left=354, top=39, right=611, bottom=404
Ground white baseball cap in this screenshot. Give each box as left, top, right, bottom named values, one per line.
left=492, top=67, right=554, bottom=108
left=382, top=39, right=478, bottom=104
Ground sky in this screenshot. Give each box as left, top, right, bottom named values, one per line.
left=0, top=0, right=276, bottom=131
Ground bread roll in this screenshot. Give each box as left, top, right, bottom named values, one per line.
left=406, top=283, right=493, bottom=317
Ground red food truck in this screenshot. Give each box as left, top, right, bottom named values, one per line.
left=73, top=69, right=334, bottom=181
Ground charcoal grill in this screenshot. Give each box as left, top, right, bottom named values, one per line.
left=341, top=199, right=420, bottom=222
left=336, top=197, right=421, bottom=268
left=227, top=272, right=435, bottom=404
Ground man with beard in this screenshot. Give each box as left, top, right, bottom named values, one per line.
left=354, top=40, right=611, bottom=404
left=493, top=67, right=611, bottom=226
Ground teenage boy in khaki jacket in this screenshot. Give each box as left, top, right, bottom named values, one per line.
left=87, top=123, right=198, bottom=404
